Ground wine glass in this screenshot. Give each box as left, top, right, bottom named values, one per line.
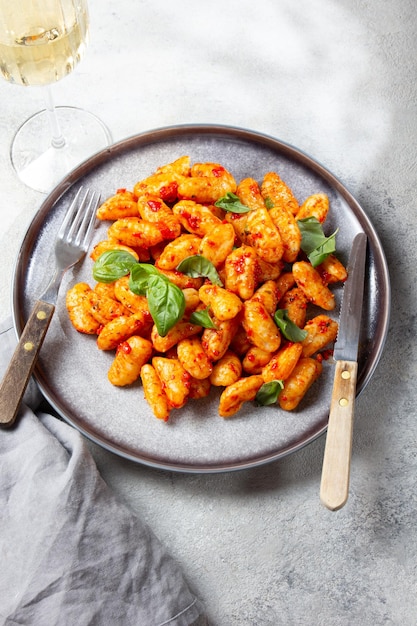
left=0, top=0, right=111, bottom=193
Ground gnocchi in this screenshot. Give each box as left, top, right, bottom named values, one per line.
left=108, top=336, right=153, bottom=386
left=66, top=156, right=347, bottom=422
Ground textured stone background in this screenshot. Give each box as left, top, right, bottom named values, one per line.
left=0, top=1, right=415, bottom=623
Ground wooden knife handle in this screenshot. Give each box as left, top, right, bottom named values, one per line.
left=320, top=359, right=358, bottom=511
left=0, top=300, right=55, bottom=427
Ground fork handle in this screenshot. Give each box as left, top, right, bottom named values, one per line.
left=0, top=300, right=55, bottom=427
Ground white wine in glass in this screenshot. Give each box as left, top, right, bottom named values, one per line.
left=0, top=0, right=111, bottom=193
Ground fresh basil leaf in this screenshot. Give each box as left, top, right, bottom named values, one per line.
left=92, top=250, right=138, bottom=283
left=264, top=196, right=274, bottom=210
left=147, top=274, right=185, bottom=337
left=274, top=309, right=308, bottom=342
left=256, top=380, right=284, bottom=406
left=176, top=255, right=223, bottom=286
left=214, top=192, right=251, bottom=214
left=297, top=217, right=325, bottom=253
left=129, top=263, right=160, bottom=295
left=189, top=307, right=216, bottom=329
left=308, top=231, right=338, bottom=267
left=129, top=264, right=186, bottom=335
left=297, top=217, right=338, bottom=267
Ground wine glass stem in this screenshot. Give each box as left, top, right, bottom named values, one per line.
left=44, top=86, right=66, bottom=150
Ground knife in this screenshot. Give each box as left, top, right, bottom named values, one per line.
left=320, top=232, right=367, bottom=511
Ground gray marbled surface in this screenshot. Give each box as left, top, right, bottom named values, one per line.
left=0, top=0, right=415, bottom=623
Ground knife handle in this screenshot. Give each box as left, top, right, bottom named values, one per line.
left=320, top=359, right=358, bottom=511
left=0, top=300, right=55, bottom=428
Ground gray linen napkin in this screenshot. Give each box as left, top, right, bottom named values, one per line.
left=0, top=319, right=207, bottom=626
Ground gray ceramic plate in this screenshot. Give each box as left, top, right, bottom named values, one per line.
left=12, top=125, right=390, bottom=472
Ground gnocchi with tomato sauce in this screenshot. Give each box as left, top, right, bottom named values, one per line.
left=66, top=156, right=347, bottom=422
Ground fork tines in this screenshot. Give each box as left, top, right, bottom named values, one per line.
left=58, top=187, right=100, bottom=250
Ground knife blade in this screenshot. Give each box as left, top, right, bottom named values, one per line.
left=320, top=232, right=367, bottom=511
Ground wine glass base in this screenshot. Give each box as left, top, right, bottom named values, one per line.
left=10, top=106, right=112, bottom=194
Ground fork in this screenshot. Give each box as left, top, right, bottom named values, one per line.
left=0, top=187, right=100, bottom=428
